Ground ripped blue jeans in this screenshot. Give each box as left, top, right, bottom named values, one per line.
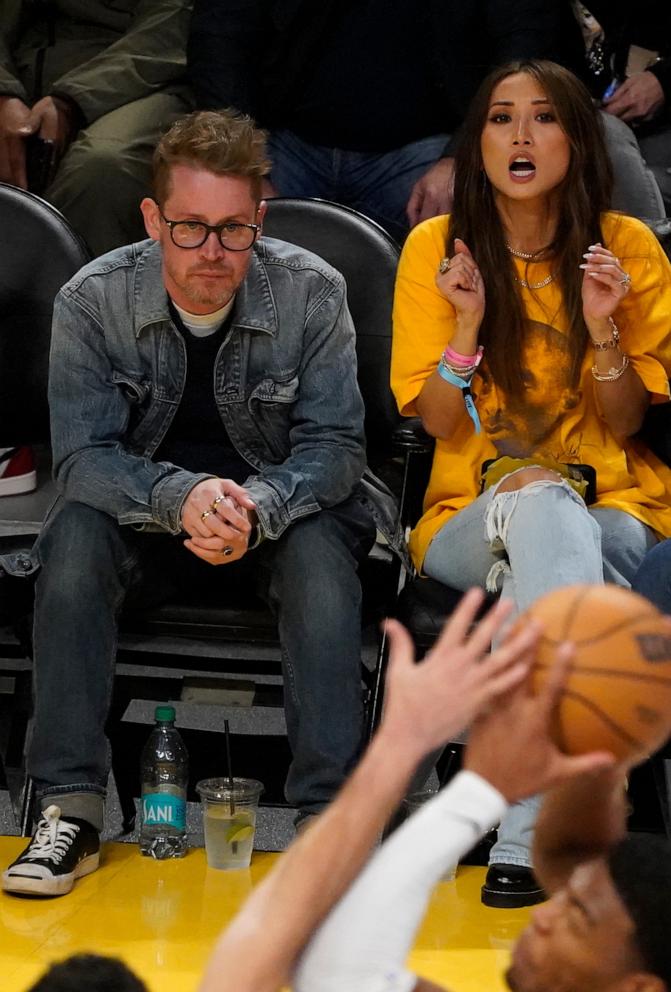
left=423, top=475, right=657, bottom=867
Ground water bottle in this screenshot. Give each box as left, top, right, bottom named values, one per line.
left=140, top=705, right=188, bottom=859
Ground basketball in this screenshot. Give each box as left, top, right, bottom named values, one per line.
left=524, top=584, right=671, bottom=761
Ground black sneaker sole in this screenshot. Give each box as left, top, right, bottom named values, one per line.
left=481, top=882, right=546, bottom=909
left=1, top=852, right=100, bottom=897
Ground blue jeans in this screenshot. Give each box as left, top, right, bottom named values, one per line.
left=424, top=478, right=657, bottom=867
left=633, top=538, right=671, bottom=612
left=28, top=497, right=376, bottom=830
left=267, top=129, right=450, bottom=243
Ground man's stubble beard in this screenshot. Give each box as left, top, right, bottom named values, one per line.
left=182, top=282, right=233, bottom=308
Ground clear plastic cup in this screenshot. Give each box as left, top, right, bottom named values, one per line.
left=403, top=789, right=458, bottom=881
left=196, top=777, right=264, bottom=870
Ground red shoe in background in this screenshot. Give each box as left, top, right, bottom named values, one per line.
left=0, top=447, right=37, bottom=496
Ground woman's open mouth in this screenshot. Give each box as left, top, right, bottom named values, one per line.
left=508, top=156, right=536, bottom=183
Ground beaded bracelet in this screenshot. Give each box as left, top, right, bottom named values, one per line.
left=444, top=344, right=484, bottom=366
left=590, top=317, right=620, bottom=352
left=440, top=355, right=479, bottom=378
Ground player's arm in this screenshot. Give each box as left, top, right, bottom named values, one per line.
left=291, top=647, right=614, bottom=992
left=532, top=765, right=627, bottom=895
left=199, top=590, right=538, bottom=992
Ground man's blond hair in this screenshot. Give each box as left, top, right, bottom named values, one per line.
left=153, top=109, right=271, bottom=204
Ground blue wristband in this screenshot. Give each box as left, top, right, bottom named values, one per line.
left=436, top=362, right=481, bottom=434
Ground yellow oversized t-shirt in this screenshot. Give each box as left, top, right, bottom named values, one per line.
left=392, top=213, right=671, bottom=569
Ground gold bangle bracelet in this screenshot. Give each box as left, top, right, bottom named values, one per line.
left=591, top=353, right=629, bottom=381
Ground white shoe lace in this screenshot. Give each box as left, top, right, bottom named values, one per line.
left=24, top=805, right=79, bottom=864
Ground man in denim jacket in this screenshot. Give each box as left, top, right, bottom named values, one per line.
left=2, top=110, right=390, bottom=897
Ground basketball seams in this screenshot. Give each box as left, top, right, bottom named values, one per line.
left=538, top=610, right=659, bottom=649
left=556, top=587, right=586, bottom=642
left=534, top=661, right=671, bottom=686
left=560, top=688, right=644, bottom=751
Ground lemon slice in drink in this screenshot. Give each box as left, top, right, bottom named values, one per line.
left=225, top=822, right=254, bottom=844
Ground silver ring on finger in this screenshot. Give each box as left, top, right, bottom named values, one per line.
left=619, top=272, right=632, bottom=288
left=222, top=545, right=234, bottom=557
left=438, top=257, right=452, bottom=274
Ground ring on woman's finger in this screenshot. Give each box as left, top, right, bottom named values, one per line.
left=201, top=510, right=212, bottom=521
left=211, top=495, right=226, bottom=511
left=619, top=272, right=632, bottom=288
left=222, top=545, right=234, bottom=557
left=438, top=257, right=452, bottom=274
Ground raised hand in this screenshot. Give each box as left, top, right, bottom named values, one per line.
left=580, top=242, right=631, bottom=323
left=435, top=238, right=485, bottom=331
left=380, top=589, right=539, bottom=762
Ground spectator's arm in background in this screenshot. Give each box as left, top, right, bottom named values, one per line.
left=604, top=60, right=669, bottom=122
left=47, top=0, right=193, bottom=126
left=188, top=0, right=266, bottom=115
left=0, top=2, right=34, bottom=186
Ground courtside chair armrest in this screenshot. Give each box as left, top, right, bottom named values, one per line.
left=643, top=217, right=671, bottom=259
left=391, top=417, right=435, bottom=455
left=392, top=418, right=435, bottom=531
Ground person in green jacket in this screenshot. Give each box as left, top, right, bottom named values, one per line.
left=0, top=0, right=193, bottom=256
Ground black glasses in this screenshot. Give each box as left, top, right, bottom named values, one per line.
left=159, top=211, right=260, bottom=251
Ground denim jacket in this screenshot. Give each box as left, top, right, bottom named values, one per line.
left=35, top=236, right=402, bottom=554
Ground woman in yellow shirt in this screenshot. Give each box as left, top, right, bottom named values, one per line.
left=392, top=59, right=671, bottom=908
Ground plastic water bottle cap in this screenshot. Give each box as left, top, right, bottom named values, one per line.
left=155, top=705, right=176, bottom=722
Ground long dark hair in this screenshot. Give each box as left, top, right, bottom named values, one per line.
left=449, top=60, right=613, bottom=395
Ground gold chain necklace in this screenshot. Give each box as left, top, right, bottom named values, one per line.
left=505, top=241, right=549, bottom=260
left=505, top=243, right=554, bottom=288
left=514, top=272, right=554, bottom=289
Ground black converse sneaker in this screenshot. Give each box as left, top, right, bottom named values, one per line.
left=2, top=805, right=100, bottom=896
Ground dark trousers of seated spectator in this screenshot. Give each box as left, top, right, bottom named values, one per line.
left=268, top=130, right=450, bottom=244
left=46, top=85, right=194, bottom=257
left=28, top=496, right=376, bottom=830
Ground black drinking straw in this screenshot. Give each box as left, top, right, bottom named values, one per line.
left=224, top=719, right=235, bottom=815
left=224, top=720, right=238, bottom=853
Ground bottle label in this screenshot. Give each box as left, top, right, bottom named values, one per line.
left=142, top=792, right=186, bottom=831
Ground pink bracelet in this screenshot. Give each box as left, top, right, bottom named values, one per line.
left=444, top=344, right=484, bottom=367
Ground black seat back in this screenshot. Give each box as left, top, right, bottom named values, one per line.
left=263, top=198, right=401, bottom=455
left=0, top=183, right=90, bottom=445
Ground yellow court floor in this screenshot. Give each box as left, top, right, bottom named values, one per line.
left=0, top=835, right=531, bottom=992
